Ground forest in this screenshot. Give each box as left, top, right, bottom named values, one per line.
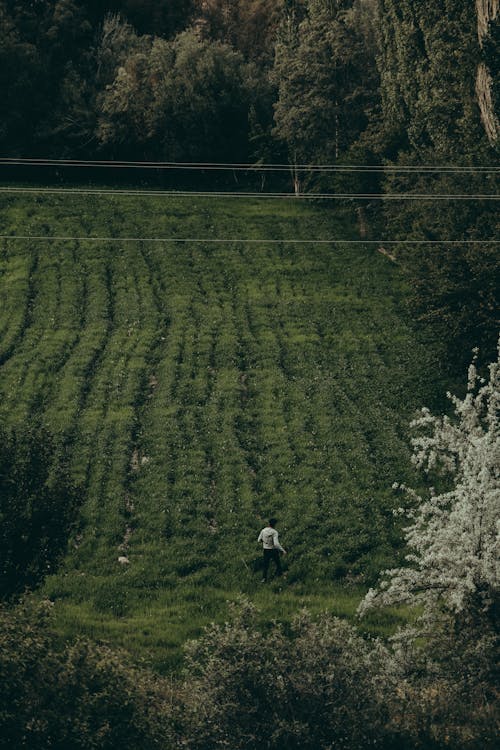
left=0, top=1, right=499, bottom=748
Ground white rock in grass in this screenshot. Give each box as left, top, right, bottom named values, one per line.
left=118, top=556, right=130, bottom=565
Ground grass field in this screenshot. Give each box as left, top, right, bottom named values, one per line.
left=0, top=190, right=445, bottom=670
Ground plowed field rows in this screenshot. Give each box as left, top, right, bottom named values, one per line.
left=0, top=193, right=441, bottom=668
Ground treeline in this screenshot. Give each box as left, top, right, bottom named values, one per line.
left=1, top=0, right=498, bottom=367
left=0, top=0, right=281, bottom=161
left=0, top=1, right=379, bottom=166
left=1, top=1, right=497, bottom=167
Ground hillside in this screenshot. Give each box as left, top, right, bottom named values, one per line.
left=0, top=191, right=444, bottom=669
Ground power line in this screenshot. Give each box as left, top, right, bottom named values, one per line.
left=1, top=157, right=499, bottom=174
left=0, top=187, right=498, bottom=200
left=1, top=235, right=498, bottom=244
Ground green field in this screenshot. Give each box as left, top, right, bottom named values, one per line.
left=0, top=191, right=443, bottom=670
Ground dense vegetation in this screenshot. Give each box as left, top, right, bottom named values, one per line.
left=0, top=0, right=498, bottom=747
left=0, top=426, right=78, bottom=598
left=2, top=590, right=497, bottom=749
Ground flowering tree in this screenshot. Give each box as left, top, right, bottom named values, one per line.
left=359, top=342, right=500, bottom=619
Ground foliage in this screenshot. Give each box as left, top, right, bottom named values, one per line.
left=196, top=0, right=286, bottom=65
left=180, top=597, right=498, bottom=748
left=0, top=600, right=175, bottom=749
left=0, top=2, right=48, bottom=153
left=100, top=0, right=196, bottom=38
left=382, top=159, right=500, bottom=370
left=0, top=426, right=79, bottom=599
left=385, top=610, right=500, bottom=750
left=273, top=0, right=377, bottom=167
left=374, top=0, right=499, bottom=370
left=0, top=600, right=496, bottom=750
left=1, top=597, right=496, bottom=749
left=181, top=598, right=402, bottom=750
left=376, top=0, right=480, bottom=153
left=359, top=345, right=500, bottom=748
left=360, top=343, right=500, bottom=618
left=97, top=27, right=254, bottom=161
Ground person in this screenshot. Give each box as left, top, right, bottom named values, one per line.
left=258, top=518, right=287, bottom=582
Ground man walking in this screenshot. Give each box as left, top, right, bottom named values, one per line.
left=258, top=518, right=287, bottom=582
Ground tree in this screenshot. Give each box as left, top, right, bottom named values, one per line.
left=0, top=1, right=100, bottom=156
left=359, top=342, right=500, bottom=620
left=273, top=0, right=377, bottom=188
left=358, top=344, right=500, bottom=747
left=375, top=0, right=499, bottom=371
left=98, top=28, right=254, bottom=162
left=376, top=0, right=484, bottom=154
left=0, top=427, right=79, bottom=598
left=96, top=21, right=162, bottom=154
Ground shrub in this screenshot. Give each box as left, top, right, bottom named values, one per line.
left=0, top=600, right=176, bottom=750
left=0, top=427, right=80, bottom=599
left=181, top=598, right=405, bottom=750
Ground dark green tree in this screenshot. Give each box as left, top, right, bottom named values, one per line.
left=273, top=0, right=378, bottom=190
left=375, top=0, right=499, bottom=369
left=97, top=28, right=254, bottom=162
left=0, top=427, right=79, bottom=598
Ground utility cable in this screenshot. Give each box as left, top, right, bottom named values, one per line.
left=0, top=187, right=498, bottom=200
left=1, top=157, right=499, bottom=174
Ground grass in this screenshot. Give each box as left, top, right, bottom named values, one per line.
left=44, top=574, right=411, bottom=673
left=0, top=190, right=445, bottom=670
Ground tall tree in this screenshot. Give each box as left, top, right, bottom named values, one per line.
left=377, top=0, right=486, bottom=154
left=273, top=0, right=377, bottom=183
left=376, top=0, right=499, bottom=369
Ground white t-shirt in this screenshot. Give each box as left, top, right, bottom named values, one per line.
left=258, top=526, right=285, bottom=552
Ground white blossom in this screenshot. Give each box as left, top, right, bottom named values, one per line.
left=359, top=341, right=500, bottom=617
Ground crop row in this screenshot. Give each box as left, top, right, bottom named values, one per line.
left=0, top=193, right=435, bottom=588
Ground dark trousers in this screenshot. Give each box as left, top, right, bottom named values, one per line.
left=263, top=549, right=282, bottom=580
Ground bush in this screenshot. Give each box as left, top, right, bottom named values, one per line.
left=1, top=598, right=497, bottom=749
left=386, top=608, right=500, bottom=750
left=0, top=600, right=176, bottom=750
left=0, top=427, right=80, bottom=599
left=181, top=598, right=405, bottom=750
